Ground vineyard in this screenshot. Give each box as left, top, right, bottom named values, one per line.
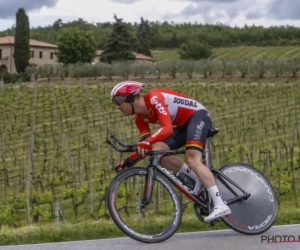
left=0, top=80, right=299, bottom=229
left=152, top=46, right=300, bottom=61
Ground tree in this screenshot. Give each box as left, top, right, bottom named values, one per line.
left=55, top=27, right=97, bottom=65
left=100, top=14, right=135, bottom=64
left=178, top=41, right=212, bottom=60
left=5, top=17, right=300, bottom=51
left=52, top=19, right=63, bottom=31
left=170, top=32, right=179, bottom=48
left=13, top=8, right=30, bottom=73
left=136, top=17, right=152, bottom=57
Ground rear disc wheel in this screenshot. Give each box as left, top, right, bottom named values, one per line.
left=216, top=163, right=278, bottom=235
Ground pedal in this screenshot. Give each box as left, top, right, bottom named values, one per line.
left=210, top=218, right=221, bottom=226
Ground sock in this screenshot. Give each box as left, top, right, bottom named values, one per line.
left=207, top=185, right=224, bottom=206
left=179, top=163, right=202, bottom=193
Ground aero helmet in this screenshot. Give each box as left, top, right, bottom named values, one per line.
left=110, top=81, right=145, bottom=106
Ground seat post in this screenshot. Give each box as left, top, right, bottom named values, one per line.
left=203, top=138, right=212, bottom=169
left=204, top=126, right=219, bottom=169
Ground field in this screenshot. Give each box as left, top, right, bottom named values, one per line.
left=0, top=80, right=299, bottom=244
left=151, top=46, right=300, bottom=61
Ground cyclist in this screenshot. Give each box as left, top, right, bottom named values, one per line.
left=110, top=81, right=231, bottom=223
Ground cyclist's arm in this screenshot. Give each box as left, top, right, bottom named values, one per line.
left=135, top=114, right=152, bottom=141
left=145, top=91, right=173, bottom=144
left=124, top=114, right=151, bottom=164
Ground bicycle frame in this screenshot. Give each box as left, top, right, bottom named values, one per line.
left=105, top=131, right=250, bottom=212
left=202, top=137, right=250, bottom=207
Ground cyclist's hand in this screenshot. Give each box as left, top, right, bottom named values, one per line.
left=114, top=160, right=125, bottom=173
left=114, top=157, right=132, bottom=173
left=137, top=139, right=152, bottom=157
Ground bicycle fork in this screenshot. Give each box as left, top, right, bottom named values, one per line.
left=140, top=156, right=158, bottom=208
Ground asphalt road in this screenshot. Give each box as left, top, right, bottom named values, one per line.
left=1, top=224, right=299, bottom=250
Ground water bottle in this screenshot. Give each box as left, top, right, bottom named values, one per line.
left=175, top=172, right=196, bottom=191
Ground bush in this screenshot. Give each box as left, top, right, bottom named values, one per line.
left=3, top=72, right=12, bottom=84
left=3, top=72, right=31, bottom=84
left=18, top=72, right=31, bottom=82
left=178, top=41, right=212, bottom=60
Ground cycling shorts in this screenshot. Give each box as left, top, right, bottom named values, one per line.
left=162, top=109, right=212, bottom=153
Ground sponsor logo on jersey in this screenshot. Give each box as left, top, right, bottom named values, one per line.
left=150, top=95, right=167, bottom=115
left=152, top=128, right=162, bottom=137
left=173, top=97, right=198, bottom=107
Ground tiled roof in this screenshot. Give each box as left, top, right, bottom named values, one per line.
left=133, top=52, right=154, bottom=61
left=95, top=50, right=154, bottom=61
left=0, top=36, right=57, bottom=48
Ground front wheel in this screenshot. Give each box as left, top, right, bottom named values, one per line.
left=216, top=163, right=278, bottom=235
left=106, top=167, right=183, bottom=243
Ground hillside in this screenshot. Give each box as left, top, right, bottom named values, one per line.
left=152, top=46, right=300, bottom=61
left=2, top=18, right=300, bottom=50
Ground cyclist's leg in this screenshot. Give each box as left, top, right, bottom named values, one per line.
left=152, top=126, right=186, bottom=172
left=184, top=110, right=214, bottom=188
left=184, top=109, right=231, bottom=222
left=156, top=126, right=202, bottom=190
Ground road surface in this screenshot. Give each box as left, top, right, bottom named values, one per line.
left=0, top=224, right=299, bottom=250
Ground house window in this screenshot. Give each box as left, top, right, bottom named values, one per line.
left=31, top=50, right=34, bottom=58
left=50, top=52, right=54, bottom=59
left=0, top=49, right=2, bottom=60
left=39, top=51, right=43, bottom=58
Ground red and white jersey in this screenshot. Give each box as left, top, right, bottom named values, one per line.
left=135, top=88, right=207, bottom=144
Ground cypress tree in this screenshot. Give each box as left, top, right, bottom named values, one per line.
left=170, top=32, right=179, bottom=48
left=13, top=8, right=30, bottom=73
left=136, top=17, right=152, bottom=57
left=100, top=14, right=135, bottom=64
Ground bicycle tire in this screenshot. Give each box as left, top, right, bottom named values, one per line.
left=216, top=163, right=278, bottom=235
left=106, top=167, right=183, bottom=243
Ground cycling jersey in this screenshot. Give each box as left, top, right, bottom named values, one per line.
left=134, top=88, right=207, bottom=144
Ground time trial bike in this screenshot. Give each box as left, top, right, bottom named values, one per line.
left=105, top=126, right=278, bottom=243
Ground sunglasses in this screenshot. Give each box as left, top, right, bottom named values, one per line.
left=112, top=95, right=127, bottom=106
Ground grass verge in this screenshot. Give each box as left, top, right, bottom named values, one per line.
left=0, top=204, right=299, bottom=246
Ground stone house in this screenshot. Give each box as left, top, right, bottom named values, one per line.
left=0, top=36, right=155, bottom=77
left=0, top=36, right=58, bottom=76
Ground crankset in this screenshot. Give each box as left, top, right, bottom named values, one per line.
left=193, top=202, right=222, bottom=226
left=193, top=202, right=209, bottom=221
left=193, top=191, right=222, bottom=226
left=193, top=190, right=211, bottom=222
